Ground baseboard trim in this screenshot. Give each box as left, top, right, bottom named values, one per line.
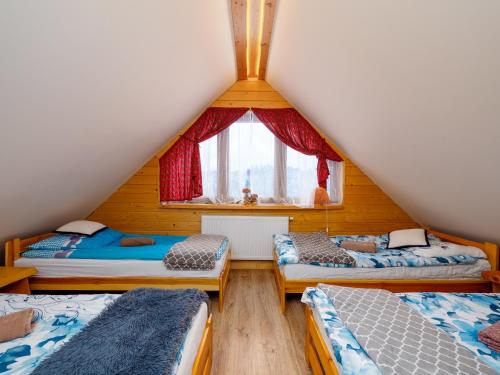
left=231, top=260, right=273, bottom=270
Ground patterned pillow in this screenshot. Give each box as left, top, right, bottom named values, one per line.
left=28, top=234, right=85, bottom=250
left=28, top=228, right=124, bottom=250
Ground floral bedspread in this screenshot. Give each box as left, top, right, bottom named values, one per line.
left=302, top=289, right=500, bottom=374
left=274, top=233, right=480, bottom=268
left=0, top=294, right=118, bottom=374
left=0, top=293, right=194, bottom=375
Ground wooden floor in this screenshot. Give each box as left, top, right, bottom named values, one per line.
left=208, top=269, right=311, bottom=375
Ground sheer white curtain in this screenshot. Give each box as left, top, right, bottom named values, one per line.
left=199, top=135, right=217, bottom=202
left=286, top=146, right=318, bottom=206
left=328, top=160, right=344, bottom=204
left=216, top=128, right=230, bottom=202
left=274, top=138, right=287, bottom=203
left=228, top=112, right=275, bottom=200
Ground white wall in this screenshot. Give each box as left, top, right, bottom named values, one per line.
left=268, top=1, right=500, bottom=244
left=0, top=1, right=235, bottom=247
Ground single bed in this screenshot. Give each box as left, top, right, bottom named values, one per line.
left=4, top=230, right=231, bottom=312
left=303, top=285, right=500, bottom=375
left=0, top=291, right=212, bottom=375
left=274, top=228, right=499, bottom=312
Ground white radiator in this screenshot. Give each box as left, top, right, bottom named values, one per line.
left=201, top=215, right=289, bottom=260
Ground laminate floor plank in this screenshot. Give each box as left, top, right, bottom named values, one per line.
left=209, top=269, right=311, bottom=375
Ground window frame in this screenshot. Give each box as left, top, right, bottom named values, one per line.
left=161, top=111, right=345, bottom=209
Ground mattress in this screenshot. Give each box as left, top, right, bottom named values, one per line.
left=14, top=250, right=228, bottom=278
left=312, top=306, right=335, bottom=359
left=282, top=258, right=490, bottom=279
left=175, top=302, right=208, bottom=375
left=304, top=288, right=500, bottom=374
left=0, top=293, right=207, bottom=375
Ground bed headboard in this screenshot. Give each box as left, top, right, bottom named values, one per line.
left=4, top=233, right=53, bottom=267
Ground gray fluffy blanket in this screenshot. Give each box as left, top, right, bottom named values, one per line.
left=32, top=288, right=208, bottom=375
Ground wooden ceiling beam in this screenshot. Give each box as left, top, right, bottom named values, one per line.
left=231, top=0, right=248, bottom=80
left=247, top=0, right=261, bottom=79
left=230, top=0, right=277, bottom=81
left=258, top=0, right=276, bottom=80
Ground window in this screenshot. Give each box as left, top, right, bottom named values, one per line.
left=197, top=111, right=343, bottom=206
left=228, top=120, right=275, bottom=199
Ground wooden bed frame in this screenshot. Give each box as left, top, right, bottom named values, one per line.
left=4, top=234, right=231, bottom=312
left=305, top=306, right=339, bottom=375
left=192, top=314, right=213, bottom=375
left=274, top=228, right=499, bottom=312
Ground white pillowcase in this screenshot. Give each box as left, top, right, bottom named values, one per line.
left=387, top=228, right=429, bottom=249
left=412, top=243, right=487, bottom=259
left=55, top=220, right=106, bottom=236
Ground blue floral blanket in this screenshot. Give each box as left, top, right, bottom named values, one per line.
left=275, top=233, right=482, bottom=268
left=302, top=288, right=500, bottom=375
left=0, top=294, right=119, bottom=374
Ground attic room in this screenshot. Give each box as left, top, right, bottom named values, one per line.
left=1, top=1, right=499, bottom=374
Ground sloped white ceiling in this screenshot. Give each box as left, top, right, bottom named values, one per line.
left=0, top=1, right=235, bottom=245
left=268, top=1, right=500, bottom=244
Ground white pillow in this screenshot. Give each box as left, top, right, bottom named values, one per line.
left=412, top=244, right=487, bottom=258
left=387, top=228, right=429, bottom=249
left=55, top=220, right=107, bottom=236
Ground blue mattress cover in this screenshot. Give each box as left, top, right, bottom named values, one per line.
left=21, top=231, right=229, bottom=261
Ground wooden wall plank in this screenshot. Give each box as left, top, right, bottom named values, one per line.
left=229, top=80, right=275, bottom=91
left=258, top=0, right=277, bottom=80
left=212, top=100, right=291, bottom=108
left=88, top=80, right=417, bottom=236
left=231, top=0, right=247, bottom=80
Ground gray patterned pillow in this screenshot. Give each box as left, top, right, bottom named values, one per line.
left=289, top=232, right=356, bottom=266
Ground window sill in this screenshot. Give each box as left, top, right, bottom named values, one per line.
left=160, top=203, right=344, bottom=211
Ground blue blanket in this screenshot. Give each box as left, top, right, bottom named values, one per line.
left=31, top=288, right=208, bottom=375
left=67, top=235, right=188, bottom=260
left=22, top=233, right=229, bottom=261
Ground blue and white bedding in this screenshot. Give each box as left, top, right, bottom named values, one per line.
left=302, top=288, right=500, bottom=375
left=0, top=292, right=204, bottom=375
left=0, top=294, right=118, bottom=374
left=275, top=233, right=483, bottom=268
left=21, top=229, right=228, bottom=262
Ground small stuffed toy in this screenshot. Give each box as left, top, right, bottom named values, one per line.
left=242, top=188, right=258, bottom=205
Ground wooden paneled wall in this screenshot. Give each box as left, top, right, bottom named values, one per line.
left=88, top=81, right=417, bottom=235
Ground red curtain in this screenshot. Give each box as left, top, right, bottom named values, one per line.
left=159, top=107, right=247, bottom=201
left=252, top=108, right=343, bottom=188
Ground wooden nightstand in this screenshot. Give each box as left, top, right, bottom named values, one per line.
left=0, top=267, right=37, bottom=294
left=482, top=271, right=500, bottom=293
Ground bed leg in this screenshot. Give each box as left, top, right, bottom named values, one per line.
left=218, top=287, right=224, bottom=313
left=305, top=307, right=312, bottom=368
left=272, top=253, right=287, bottom=313
left=4, top=240, right=13, bottom=267
left=280, top=286, right=286, bottom=314
left=218, top=252, right=230, bottom=313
